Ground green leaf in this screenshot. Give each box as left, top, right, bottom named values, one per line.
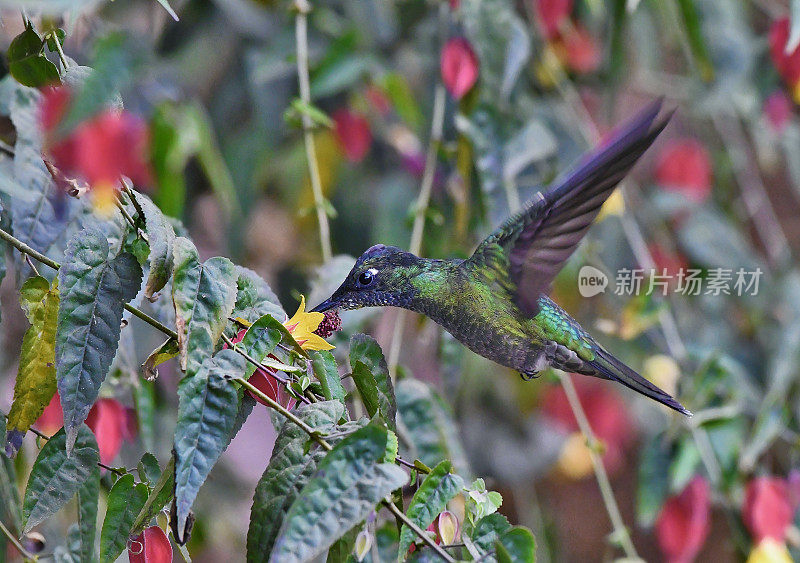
left=173, top=349, right=246, bottom=542
left=233, top=266, right=285, bottom=325
left=396, top=379, right=454, bottom=469
left=326, top=526, right=359, bottom=563
left=134, top=380, right=157, bottom=452
left=131, top=191, right=176, bottom=300
left=380, top=73, right=423, bottom=130
left=637, top=436, right=671, bottom=527
left=285, top=98, right=334, bottom=129
left=56, top=227, right=143, bottom=452
left=312, top=350, right=347, bottom=405
left=7, top=23, right=60, bottom=88
left=149, top=103, right=188, bottom=217
left=349, top=334, right=396, bottom=430
left=100, top=474, right=149, bottom=563
left=44, top=28, right=66, bottom=52
left=247, top=401, right=345, bottom=560
left=138, top=452, right=162, bottom=485
left=495, top=527, right=535, bottom=563
left=76, top=461, right=100, bottom=563
left=675, top=0, right=714, bottom=81
left=155, top=0, right=179, bottom=20
left=131, top=456, right=175, bottom=536
left=238, top=314, right=285, bottom=379
left=270, top=425, right=408, bottom=563
left=171, top=237, right=237, bottom=376
left=58, top=33, right=141, bottom=135
left=6, top=276, right=59, bottom=454
left=398, top=460, right=464, bottom=558
left=0, top=415, right=22, bottom=534
left=470, top=513, right=511, bottom=554
left=140, top=337, right=179, bottom=381
left=23, top=426, right=99, bottom=532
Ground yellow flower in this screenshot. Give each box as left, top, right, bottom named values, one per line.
left=283, top=295, right=334, bottom=351
left=747, top=538, right=792, bottom=563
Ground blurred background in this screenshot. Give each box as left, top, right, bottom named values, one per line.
left=3, top=0, right=800, bottom=561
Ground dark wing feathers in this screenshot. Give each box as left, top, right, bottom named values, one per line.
left=469, top=100, right=670, bottom=315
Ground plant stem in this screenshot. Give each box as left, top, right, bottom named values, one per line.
left=50, top=30, right=68, bottom=70
left=560, top=373, right=639, bottom=559
left=387, top=79, right=447, bottom=373
left=294, top=0, right=332, bottom=262
left=384, top=497, right=455, bottom=562
left=0, top=519, right=35, bottom=561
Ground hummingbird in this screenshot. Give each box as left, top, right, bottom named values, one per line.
left=312, top=100, right=690, bottom=416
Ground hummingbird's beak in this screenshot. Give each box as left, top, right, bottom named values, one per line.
left=310, top=297, right=337, bottom=313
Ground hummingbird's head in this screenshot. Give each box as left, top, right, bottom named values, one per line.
left=311, top=244, right=424, bottom=312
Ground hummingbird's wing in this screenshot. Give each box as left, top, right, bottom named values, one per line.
left=468, top=100, right=670, bottom=316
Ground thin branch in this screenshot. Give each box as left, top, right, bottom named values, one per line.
left=388, top=55, right=448, bottom=373
left=294, top=0, right=332, bottom=262
left=559, top=373, right=639, bottom=559
left=25, top=255, right=40, bottom=277
left=0, top=519, right=35, bottom=561
left=384, top=499, right=455, bottom=562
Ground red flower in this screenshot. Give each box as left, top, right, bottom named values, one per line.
left=441, top=38, right=479, bottom=100
left=225, top=329, right=295, bottom=409
left=534, top=0, right=573, bottom=40
left=770, top=18, right=800, bottom=101
left=764, top=91, right=793, bottom=133
left=557, top=24, right=601, bottom=74
left=128, top=526, right=172, bottom=563
left=743, top=477, right=793, bottom=543
left=35, top=393, right=63, bottom=436
left=655, top=476, right=711, bottom=563
left=654, top=138, right=712, bottom=202
left=38, top=85, right=152, bottom=210
left=34, top=394, right=135, bottom=465
left=333, top=108, right=372, bottom=163
left=541, top=378, right=634, bottom=473
left=86, top=398, right=137, bottom=465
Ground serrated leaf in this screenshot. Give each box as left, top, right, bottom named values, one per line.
left=173, top=349, right=246, bottom=542
left=350, top=334, right=395, bottom=430
left=471, top=513, right=511, bottom=554
left=56, top=228, right=142, bottom=452
left=396, top=380, right=452, bottom=469
left=233, top=266, right=285, bottom=324
left=6, top=276, right=59, bottom=454
left=311, top=350, right=347, bottom=406
left=398, top=460, right=463, bottom=558
left=270, top=424, right=408, bottom=563
left=495, top=527, right=535, bottom=563
left=238, top=314, right=285, bottom=379
left=138, top=453, right=161, bottom=485
left=76, top=461, right=100, bottom=563
left=171, top=237, right=237, bottom=376
left=23, top=426, right=99, bottom=532
left=131, top=456, right=174, bottom=536
left=100, top=473, right=149, bottom=563
left=130, top=191, right=176, bottom=300
left=247, top=401, right=345, bottom=560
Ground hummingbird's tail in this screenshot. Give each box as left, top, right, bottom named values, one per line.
left=587, top=348, right=692, bottom=416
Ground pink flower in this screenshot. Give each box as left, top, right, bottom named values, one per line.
left=333, top=108, right=372, bottom=163
left=441, top=38, right=479, bottom=100
left=558, top=24, right=601, bottom=74
left=128, top=526, right=172, bottom=563
left=764, top=91, right=793, bottom=133
left=533, top=0, right=573, bottom=40
left=655, top=476, right=711, bottom=563
left=743, top=477, right=793, bottom=543
left=654, top=138, right=713, bottom=202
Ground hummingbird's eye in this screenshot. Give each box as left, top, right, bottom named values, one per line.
left=358, top=268, right=377, bottom=287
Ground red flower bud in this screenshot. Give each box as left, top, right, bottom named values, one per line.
left=655, top=476, right=710, bottom=563
left=333, top=108, right=372, bottom=163
left=441, top=38, right=479, bottom=100
left=743, top=477, right=793, bottom=543
left=35, top=392, right=63, bottom=436
left=558, top=24, right=601, bottom=74
left=654, top=138, right=712, bottom=202
left=770, top=18, right=800, bottom=99
left=764, top=91, right=793, bottom=133
left=127, top=526, right=172, bottom=563
left=86, top=398, right=136, bottom=466
left=533, top=0, right=573, bottom=40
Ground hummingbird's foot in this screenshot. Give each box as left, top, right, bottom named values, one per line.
left=520, top=371, right=541, bottom=381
